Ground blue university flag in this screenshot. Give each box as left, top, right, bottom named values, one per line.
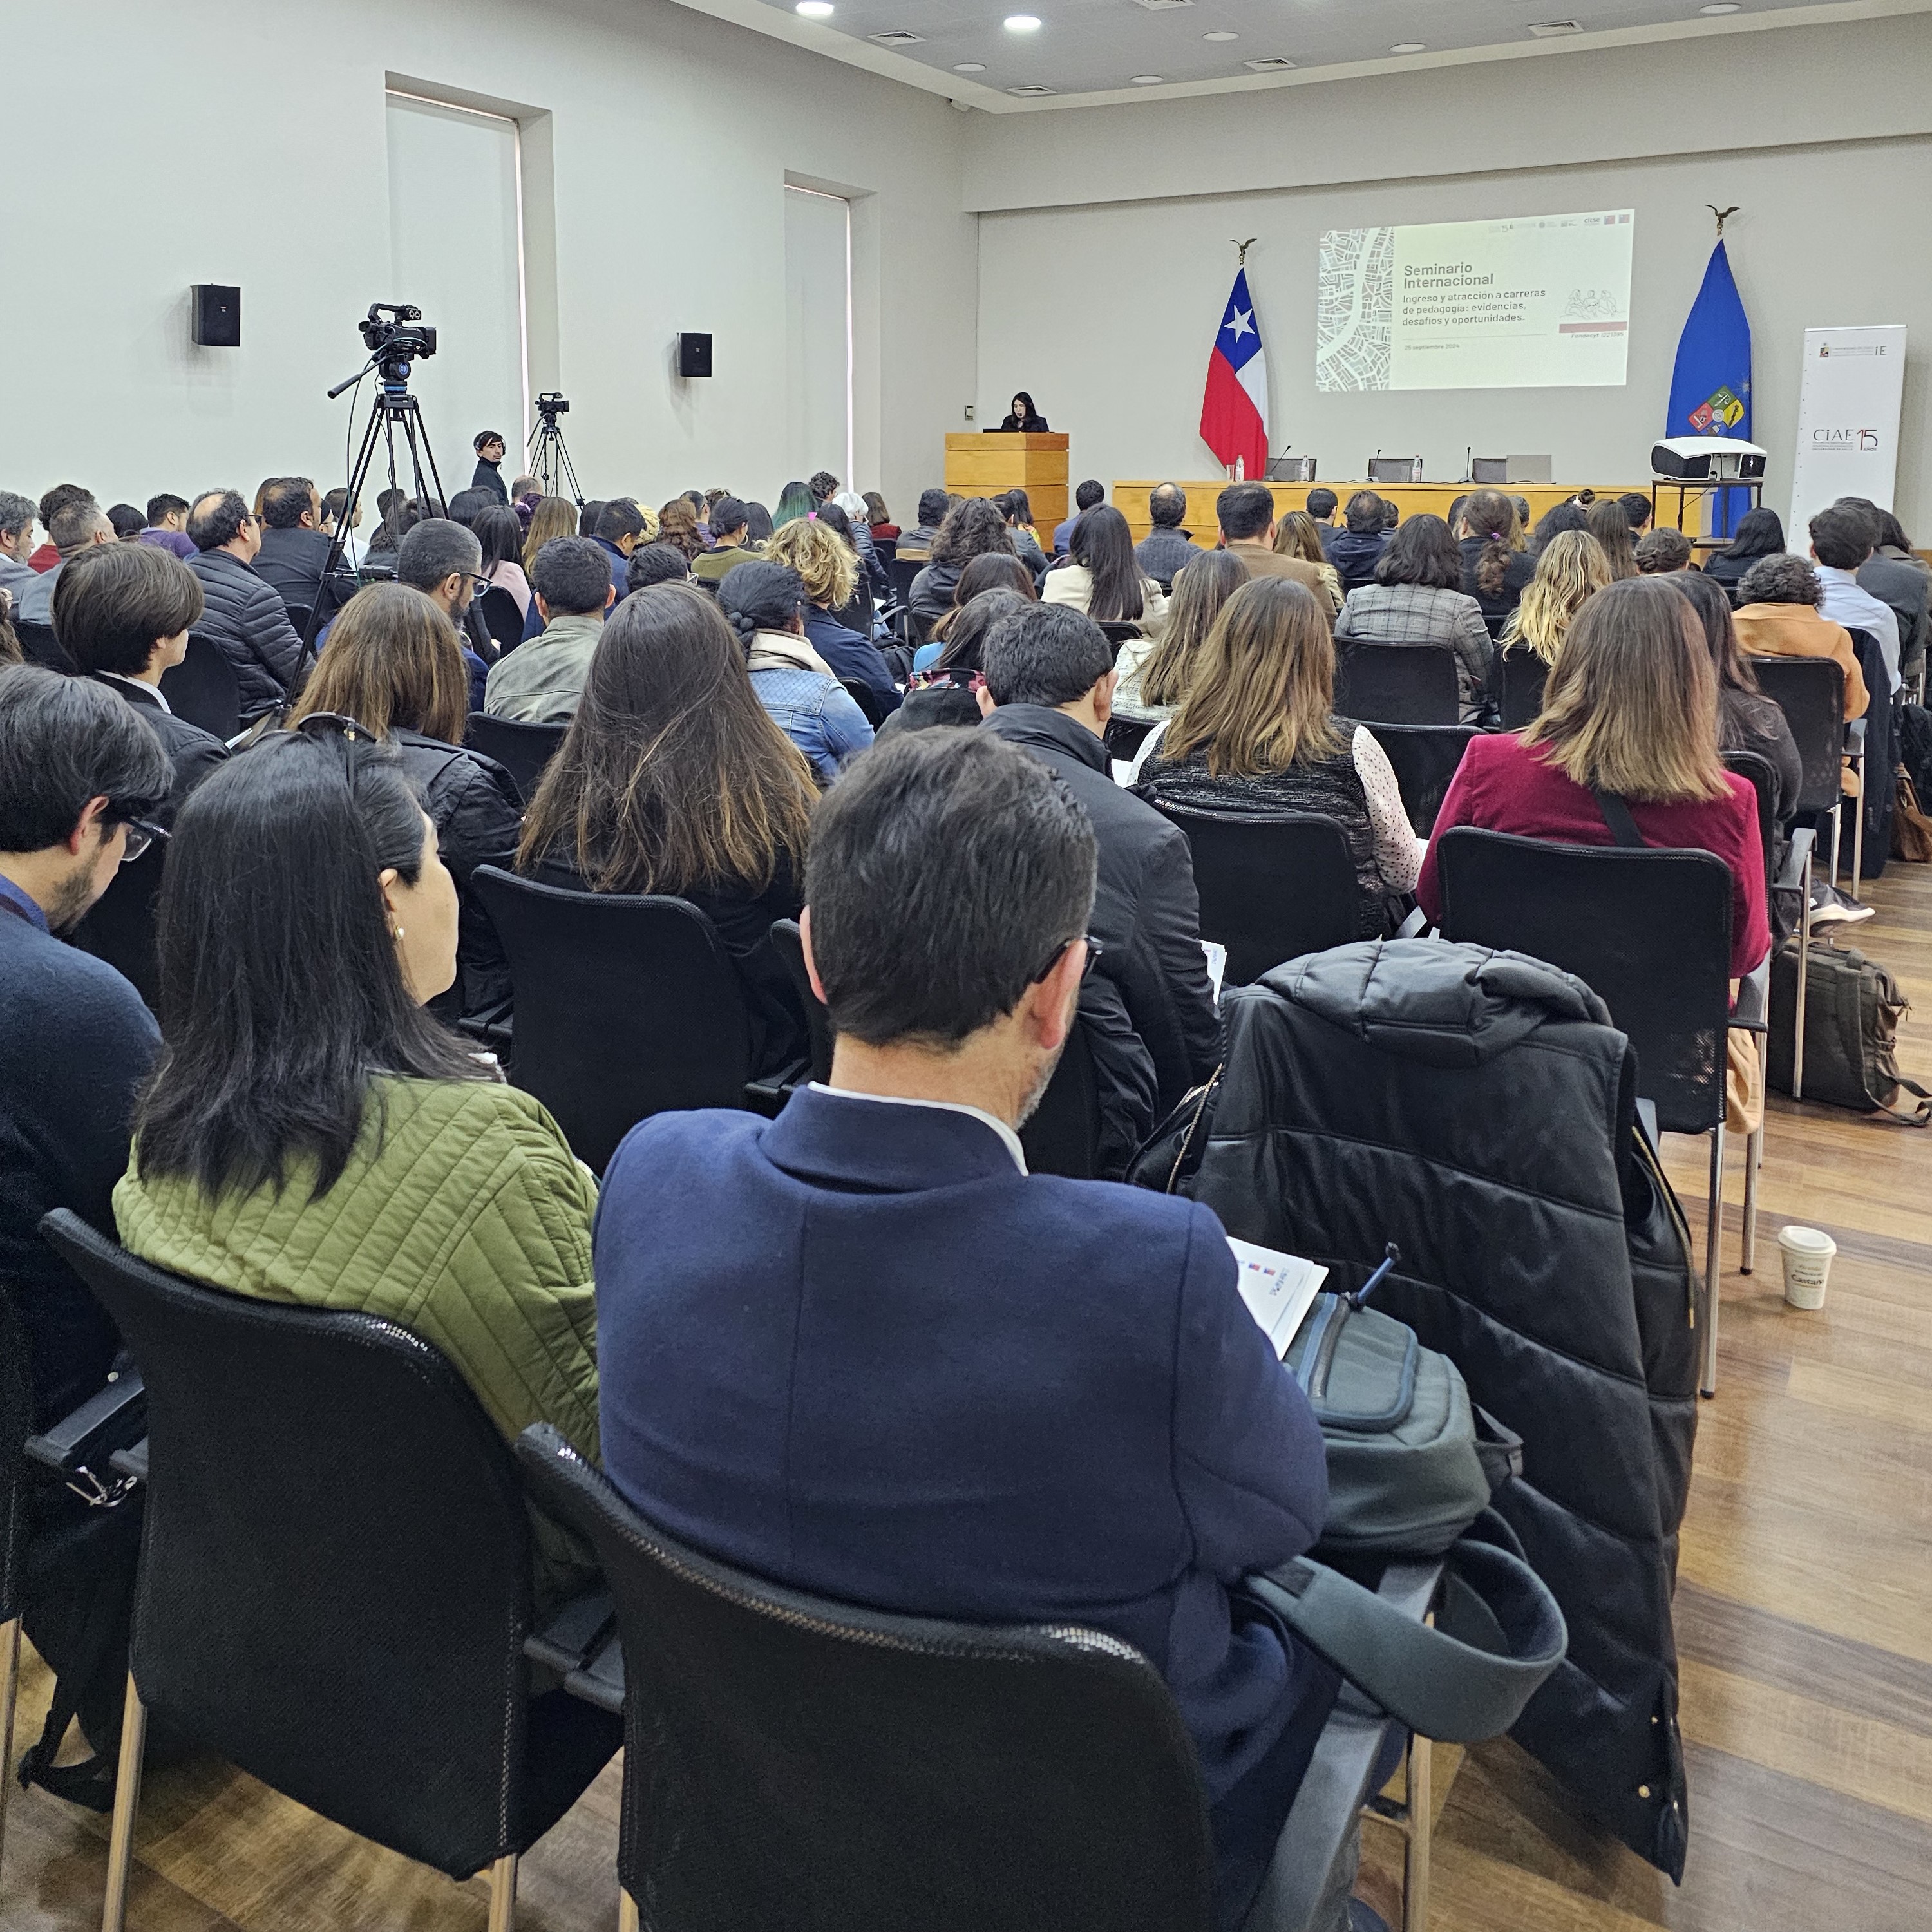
left=1666, top=240, right=1752, bottom=535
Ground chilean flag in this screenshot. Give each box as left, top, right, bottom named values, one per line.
left=1200, top=269, right=1269, bottom=477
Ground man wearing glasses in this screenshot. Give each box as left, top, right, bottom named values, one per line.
left=0, top=665, right=171, bottom=1430
left=186, top=488, right=310, bottom=722
left=393, top=518, right=497, bottom=709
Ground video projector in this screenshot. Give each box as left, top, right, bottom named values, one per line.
left=1651, top=436, right=1767, bottom=481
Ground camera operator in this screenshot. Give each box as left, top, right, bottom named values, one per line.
left=471, top=431, right=509, bottom=505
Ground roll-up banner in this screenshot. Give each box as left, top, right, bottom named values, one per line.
left=1789, top=325, right=1906, bottom=534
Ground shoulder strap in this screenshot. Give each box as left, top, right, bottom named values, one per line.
left=1245, top=1513, right=1566, bottom=1742
left=1876, top=1076, right=1932, bottom=1128
left=1592, top=788, right=1648, bottom=848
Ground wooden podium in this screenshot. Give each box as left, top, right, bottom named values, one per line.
left=945, top=433, right=1068, bottom=532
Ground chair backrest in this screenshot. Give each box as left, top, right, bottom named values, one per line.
left=1097, top=620, right=1142, bottom=663
left=1151, top=803, right=1359, bottom=986
left=1333, top=642, right=1459, bottom=725
left=1368, top=723, right=1482, bottom=835
left=283, top=602, right=314, bottom=645
left=37, top=1209, right=543, bottom=1878
left=477, top=584, right=526, bottom=654
left=158, top=633, right=242, bottom=741
left=1481, top=610, right=1510, bottom=642
left=887, top=554, right=923, bottom=606
left=1746, top=655, right=1844, bottom=815
left=471, top=867, right=752, bottom=1171
left=834, top=584, right=875, bottom=640
left=1497, top=647, right=1548, bottom=730
left=1722, top=750, right=1778, bottom=899
left=14, top=619, right=77, bottom=675
left=70, top=838, right=167, bottom=1010
left=1432, top=826, right=1734, bottom=1133
left=1016, top=1016, right=1100, bottom=1179
left=840, top=677, right=890, bottom=729
left=462, top=712, right=566, bottom=805
left=514, top=1425, right=1217, bottom=1932
left=770, top=918, right=833, bottom=1084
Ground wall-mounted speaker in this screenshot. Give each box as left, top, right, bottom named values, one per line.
left=677, top=332, right=713, bottom=379
left=191, top=284, right=242, bottom=348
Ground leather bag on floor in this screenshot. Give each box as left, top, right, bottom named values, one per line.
left=1768, top=938, right=1931, bottom=1124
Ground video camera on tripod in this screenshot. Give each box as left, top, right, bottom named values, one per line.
left=359, top=303, right=438, bottom=384
left=527, top=391, right=583, bottom=503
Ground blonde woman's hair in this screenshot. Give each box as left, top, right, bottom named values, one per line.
left=766, top=516, right=857, bottom=611
left=1139, top=548, right=1248, bottom=707
left=1162, top=576, right=1342, bottom=777
left=288, top=582, right=468, bottom=746
left=1502, top=531, right=1611, bottom=665
left=1273, top=511, right=1327, bottom=565
left=522, top=496, right=578, bottom=574
left=1523, top=576, right=1730, bottom=802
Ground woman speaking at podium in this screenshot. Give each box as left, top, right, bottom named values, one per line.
left=999, top=392, right=1049, bottom=431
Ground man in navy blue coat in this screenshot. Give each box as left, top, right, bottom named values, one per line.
left=595, top=728, right=1334, bottom=1927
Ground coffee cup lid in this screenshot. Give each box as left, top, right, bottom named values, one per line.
left=1777, top=1225, right=1836, bottom=1255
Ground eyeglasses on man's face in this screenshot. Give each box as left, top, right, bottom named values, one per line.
left=1028, top=933, right=1104, bottom=988
left=116, top=819, right=169, bottom=866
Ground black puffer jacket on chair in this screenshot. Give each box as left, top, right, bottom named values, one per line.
left=1180, top=938, right=1697, bottom=1880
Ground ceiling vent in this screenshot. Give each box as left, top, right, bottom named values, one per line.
left=868, top=28, right=926, bottom=44
left=1007, top=83, right=1058, bottom=95
left=1526, top=18, right=1583, bottom=33
left=1132, top=0, right=1195, bottom=10
left=1242, top=56, right=1298, bottom=71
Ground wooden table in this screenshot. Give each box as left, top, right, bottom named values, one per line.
left=946, top=432, right=1068, bottom=533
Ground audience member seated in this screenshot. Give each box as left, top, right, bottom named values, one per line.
left=28, top=485, right=91, bottom=573
left=1619, top=491, right=1654, bottom=536
left=516, top=586, right=815, bottom=1077
left=1528, top=499, right=1589, bottom=553
left=53, top=543, right=227, bottom=813
left=1498, top=529, right=1611, bottom=667
left=138, top=493, right=198, bottom=562
left=808, top=471, right=842, bottom=509
left=474, top=504, right=532, bottom=619
left=1271, top=511, right=1343, bottom=612
left=363, top=489, right=426, bottom=562
left=392, top=517, right=492, bottom=706
left=862, top=491, right=898, bottom=542
left=470, top=429, right=510, bottom=504
left=814, top=497, right=893, bottom=605
left=15, top=494, right=113, bottom=625
left=1676, top=569, right=1802, bottom=822
left=291, top=583, right=521, bottom=1017
left=1215, top=480, right=1336, bottom=614
left=1114, top=548, right=1249, bottom=731
left=1135, top=484, right=1198, bottom=589
left=1419, top=574, right=1770, bottom=987
left=1136, top=577, right=1425, bottom=938
left=1809, top=503, right=1900, bottom=692
left=692, top=496, right=761, bottom=581
left=113, top=723, right=598, bottom=1607
left=444, top=488, right=501, bottom=531
left=774, top=479, right=815, bottom=528
left=1730, top=553, right=1869, bottom=721
left=1052, top=477, right=1105, bottom=555
left=928, top=552, right=1037, bottom=645
left=1327, top=491, right=1390, bottom=594
left=185, top=489, right=308, bottom=719
left=251, top=475, right=334, bottom=618
left=1042, top=504, right=1170, bottom=638
left=767, top=517, right=901, bottom=715
left=896, top=488, right=951, bottom=558
left=1457, top=489, right=1535, bottom=618
left=522, top=494, right=580, bottom=579
left=993, top=489, right=1048, bottom=573
left=909, top=497, right=1016, bottom=628
left=1381, top=498, right=1401, bottom=533
left=1305, top=487, right=1339, bottom=554
left=485, top=535, right=614, bottom=723
left=107, top=503, right=146, bottom=542
left=0, top=667, right=169, bottom=1427
left=1847, top=500, right=1930, bottom=682
left=719, top=561, right=874, bottom=781
left=0, top=493, right=39, bottom=603
left=576, top=499, right=609, bottom=538
left=743, top=500, right=775, bottom=545
left=584, top=498, right=648, bottom=607
left=885, top=585, right=1031, bottom=736
left=1334, top=513, right=1492, bottom=720
left=1634, top=527, right=1693, bottom=574
left=980, top=603, right=1222, bottom=1110
left=1696, top=506, right=1784, bottom=593
left=625, top=542, right=691, bottom=591
left=592, top=725, right=1331, bottom=1926
left=1583, top=498, right=1638, bottom=581
left=656, top=497, right=708, bottom=564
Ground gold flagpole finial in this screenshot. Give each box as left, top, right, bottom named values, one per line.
left=1707, top=205, right=1740, bottom=237
left=1233, top=238, right=1258, bottom=265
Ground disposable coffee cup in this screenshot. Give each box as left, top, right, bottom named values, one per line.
left=1778, top=1226, right=1835, bottom=1310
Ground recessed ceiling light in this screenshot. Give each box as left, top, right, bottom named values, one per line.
left=1699, top=3, right=1740, bottom=11
left=1204, top=29, right=1239, bottom=40
left=795, top=1, right=833, bottom=15
left=952, top=61, right=986, bottom=70
left=1390, top=41, right=1427, bottom=52
left=1005, top=14, right=1042, bottom=30
left=1130, top=73, right=1164, bottom=83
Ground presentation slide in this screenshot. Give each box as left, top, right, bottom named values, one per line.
left=1316, top=210, right=1635, bottom=392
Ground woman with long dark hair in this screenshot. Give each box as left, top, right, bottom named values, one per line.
left=929, top=552, right=1037, bottom=644
left=1041, top=504, right=1169, bottom=636
left=1675, top=570, right=1802, bottom=819
left=473, top=504, right=531, bottom=618
left=1456, top=488, right=1535, bottom=618
left=1700, top=506, right=1786, bottom=592
left=518, top=586, right=817, bottom=1074
left=1529, top=500, right=1589, bottom=553
left=1584, top=499, right=1639, bottom=582
left=718, top=561, right=874, bottom=780
left=881, top=585, right=1032, bottom=737
left=113, top=722, right=600, bottom=1609
left=1334, top=513, right=1492, bottom=717
left=999, top=392, right=1049, bottom=431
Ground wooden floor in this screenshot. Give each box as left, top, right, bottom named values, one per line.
left=5, top=866, right=1929, bottom=1932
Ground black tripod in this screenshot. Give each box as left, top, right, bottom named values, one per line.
left=303, top=359, right=450, bottom=652
left=527, top=396, right=582, bottom=503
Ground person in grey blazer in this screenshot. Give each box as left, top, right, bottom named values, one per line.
left=1334, top=513, right=1493, bottom=720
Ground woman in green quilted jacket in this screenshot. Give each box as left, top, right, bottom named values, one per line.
left=113, top=717, right=601, bottom=1610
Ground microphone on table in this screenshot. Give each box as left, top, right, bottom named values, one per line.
left=1369, top=448, right=1380, bottom=479
left=1464, top=445, right=1473, bottom=484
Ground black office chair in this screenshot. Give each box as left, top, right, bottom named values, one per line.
left=833, top=584, right=875, bottom=640
left=513, top=1423, right=1217, bottom=1932
left=886, top=554, right=925, bottom=611
left=1017, top=1018, right=1101, bottom=1180
left=464, top=713, right=567, bottom=805
left=70, top=840, right=167, bottom=1011
left=39, top=1212, right=620, bottom=1932
left=1496, top=647, right=1548, bottom=730
left=1433, top=827, right=1736, bottom=1395
left=1333, top=644, right=1457, bottom=726
left=283, top=603, right=314, bottom=645
left=471, top=867, right=753, bottom=1171
left=158, top=634, right=242, bottom=742
left=1098, top=620, right=1142, bottom=663
left=873, top=536, right=898, bottom=566
left=1369, top=723, right=1482, bottom=836
left=1103, top=715, right=1159, bottom=764
left=1843, top=628, right=1889, bottom=889
left=840, top=677, right=891, bottom=730
left=770, top=918, right=833, bottom=1084
left=477, top=585, right=527, bottom=655
left=12, top=620, right=76, bottom=674
left=1152, top=804, right=1360, bottom=987
left=1481, top=611, right=1510, bottom=643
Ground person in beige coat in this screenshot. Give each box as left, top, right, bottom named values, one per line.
left=1041, top=503, right=1170, bottom=639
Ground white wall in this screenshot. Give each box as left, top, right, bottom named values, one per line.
left=967, top=15, right=1932, bottom=530
left=5, top=0, right=977, bottom=522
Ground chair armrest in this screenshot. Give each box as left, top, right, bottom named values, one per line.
left=1635, top=1097, right=1660, bottom=1155
left=564, top=1629, right=626, bottom=1713
left=1844, top=719, right=1866, bottom=754
left=23, top=1370, right=146, bottom=1476
left=523, top=1586, right=616, bottom=1676
left=109, top=1438, right=149, bottom=1483
left=1732, top=956, right=1772, bottom=1034
left=743, top=1061, right=810, bottom=1119
left=1776, top=827, right=1815, bottom=893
